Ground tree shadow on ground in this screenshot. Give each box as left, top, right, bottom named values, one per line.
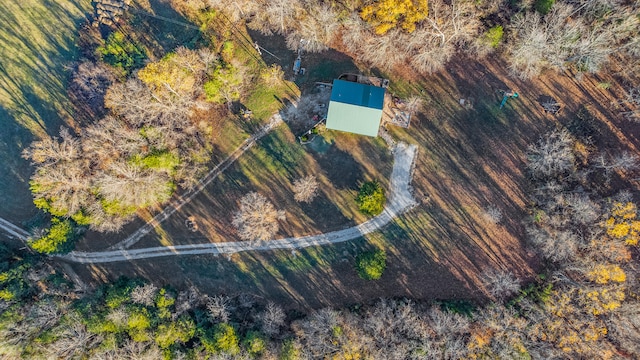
left=0, top=105, right=38, bottom=222
left=128, top=0, right=204, bottom=57
left=64, top=229, right=480, bottom=312
left=312, top=143, right=366, bottom=190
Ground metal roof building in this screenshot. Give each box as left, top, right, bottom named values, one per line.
left=325, top=79, right=385, bottom=137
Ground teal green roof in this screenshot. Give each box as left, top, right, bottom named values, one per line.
left=330, top=79, right=385, bottom=109
left=326, top=80, right=385, bottom=137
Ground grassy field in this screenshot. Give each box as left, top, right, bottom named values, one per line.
left=0, top=0, right=92, bottom=222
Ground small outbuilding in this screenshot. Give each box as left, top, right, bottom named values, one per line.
left=326, top=79, right=385, bottom=137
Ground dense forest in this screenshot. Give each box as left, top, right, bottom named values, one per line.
left=2, top=0, right=640, bottom=358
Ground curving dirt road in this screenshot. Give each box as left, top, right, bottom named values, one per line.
left=0, top=127, right=417, bottom=264
left=60, top=142, right=418, bottom=263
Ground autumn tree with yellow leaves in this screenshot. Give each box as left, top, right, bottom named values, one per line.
left=360, top=0, right=429, bottom=35
left=605, top=202, right=640, bottom=245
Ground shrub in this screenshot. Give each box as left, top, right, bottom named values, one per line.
left=203, top=65, right=242, bottom=104
left=356, top=180, right=386, bottom=216
left=127, top=307, right=152, bottom=342
left=202, top=323, right=240, bottom=355
left=131, top=150, right=180, bottom=175
left=101, top=198, right=138, bottom=217
left=155, top=288, right=176, bottom=319
left=154, top=316, right=196, bottom=348
left=105, top=277, right=139, bottom=308
left=355, top=249, right=387, bottom=280
left=534, top=0, right=555, bottom=14
left=28, top=218, right=75, bottom=254
left=97, top=31, right=147, bottom=75
left=280, top=339, right=301, bottom=360
left=483, top=25, right=503, bottom=48
left=243, top=331, right=266, bottom=356
left=438, top=299, right=476, bottom=317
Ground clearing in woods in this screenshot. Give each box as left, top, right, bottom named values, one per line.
left=4, top=0, right=639, bottom=311
left=66, top=51, right=640, bottom=310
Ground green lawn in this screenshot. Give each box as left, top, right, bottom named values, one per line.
left=0, top=0, right=91, bottom=221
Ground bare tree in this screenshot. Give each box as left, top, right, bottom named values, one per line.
left=294, top=308, right=344, bottom=357
left=260, top=302, right=286, bottom=336
left=232, top=192, right=286, bottom=242
left=293, top=175, right=319, bottom=203
left=45, top=315, right=102, bottom=359
left=29, top=160, right=92, bottom=216
left=82, top=116, right=146, bottom=164
left=483, top=205, right=503, bottom=224
left=527, top=226, right=579, bottom=263
left=237, top=293, right=256, bottom=308
left=565, top=193, right=601, bottom=225
left=23, top=128, right=92, bottom=216
left=404, top=96, right=425, bottom=114
left=541, top=99, right=562, bottom=114
left=593, top=151, right=639, bottom=176
left=105, top=78, right=198, bottom=129
left=508, top=4, right=617, bottom=78
left=285, top=5, right=339, bottom=53
left=175, top=287, right=202, bottom=317
left=69, top=61, right=116, bottom=115
left=361, top=30, right=411, bottom=71
left=205, top=0, right=258, bottom=22
left=606, top=303, right=640, bottom=357
left=427, top=306, right=471, bottom=337
left=23, top=127, right=81, bottom=165
left=131, top=284, right=158, bottom=306
left=260, top=64, right=284, bottom=88
left=619, top=86, right=640, bottom=122
left=92, top=337, right=162, bottom=360
left=480, top=269, right=521, bottom=300
left=83, top=202, right=131, bottom=233
left=362, top=299, right=423, bottom=357
left=340, top=14, right=369, bottom=58
left=96, top=162, right=174, bottom=211
left=106, top=307, right=129, bottom=329
left=507, top=11, right=551, bottom=79
left=404, top=0, right=481, bottom=73
left=247, top=0, right=302, bottom=35
left=474, top=304, right=530, bottom=358
left=207, top=295, right=231, bottom=323
left=527, top=129, right=575, bottom=179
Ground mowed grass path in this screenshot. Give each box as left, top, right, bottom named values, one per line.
left=0, top=0, right=91, bottom=221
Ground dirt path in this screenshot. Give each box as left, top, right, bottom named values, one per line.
left=60, top=143, right=418, bottom=263
left=107, top=114, right=284, bottom=251
left=0, top=216, right=29, bottom=242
